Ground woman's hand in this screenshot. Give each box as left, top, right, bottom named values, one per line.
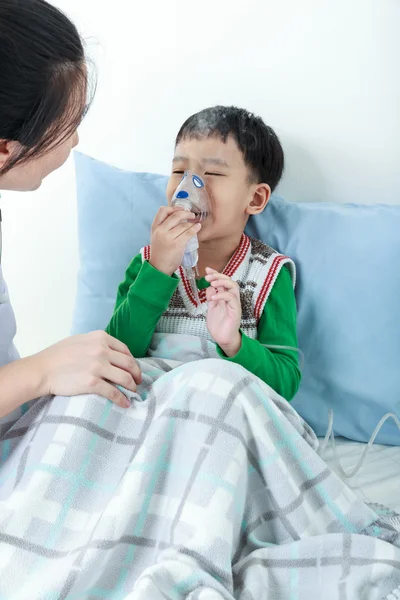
left=149, top=206, right=201, bottom=275
left=205, top=268, right=242, bottom=357
left=31, top=331, right=142, bottom=408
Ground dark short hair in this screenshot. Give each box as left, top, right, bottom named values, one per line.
left=176, top=106, right=284, bottom=191
left=0, top=0, right=95, bottom=174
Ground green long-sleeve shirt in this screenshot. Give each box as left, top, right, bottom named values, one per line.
left=106, top=255, right=301, bottom=400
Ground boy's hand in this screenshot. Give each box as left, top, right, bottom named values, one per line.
left=205, top=268, right=242, bottom=357
left=149, top=206, right=201, bottom=276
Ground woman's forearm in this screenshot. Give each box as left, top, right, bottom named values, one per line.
left=0, top=357, right=44, bottom=419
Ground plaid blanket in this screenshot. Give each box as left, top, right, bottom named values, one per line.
left=1, top=333, right=400, bottom=599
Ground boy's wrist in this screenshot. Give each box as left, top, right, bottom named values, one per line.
left=219, top=331, right=242, bottom=358
left=148, top=259, right=175, bottom=277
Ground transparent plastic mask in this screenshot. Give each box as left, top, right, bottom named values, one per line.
left=171, top=171, right=211, bottom=309
left=171, top=170, right=211, bottom=268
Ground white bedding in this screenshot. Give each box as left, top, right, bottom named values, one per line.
left=322, top=438, right=400, bottom=513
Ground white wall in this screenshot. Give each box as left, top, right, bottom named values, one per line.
left=1, top=0, right=399, bottom=357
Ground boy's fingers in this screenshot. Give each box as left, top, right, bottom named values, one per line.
left=205, top=271, right=232, bottom=283
left=153, top=206, right=183, bottom=228
left=206, top=287, right=215, bottom=302
left=174, top=222, right=201, bottom=240
left=161, top=210, right=196, bottom=232
left=210, top=278, right=237, bottom=290
left=206, top=286, right=226, bottom=312
left=152, top=206, right=175, bottom=227
left=211, top=291, right=238, bottom=306
left=212, top=281, right=240, bottom=300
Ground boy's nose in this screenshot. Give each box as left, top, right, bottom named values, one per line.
left=186, top=161, right=203, bottom=176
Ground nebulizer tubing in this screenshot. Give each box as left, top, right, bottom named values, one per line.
left=264, top=342, right=400, bottom=480
left=283, top=343, right=400, bottom=478
left=262, top=344, right=305, bottom=371
left=318, top=409, right=400, bottom=479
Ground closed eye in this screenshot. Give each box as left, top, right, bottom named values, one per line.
left=205, top=172, right=225, bottom=177
left=173, top=170, right=185, bottom=175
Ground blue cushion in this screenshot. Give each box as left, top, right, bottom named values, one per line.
left=73, top=152, right=168, bottom=334
left=255, top=197, right=400, bottom=446
left=73, top=152, right=400, bottom=445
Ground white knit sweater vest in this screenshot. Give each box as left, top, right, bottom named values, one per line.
left=141, top=234, right=295, bottom=341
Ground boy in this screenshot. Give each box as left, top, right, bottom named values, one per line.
left=106, top=106, right=300, bottom=400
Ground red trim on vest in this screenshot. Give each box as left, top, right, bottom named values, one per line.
left=254, top=255, right=287, bottom=320
left=179, top=266, right=200, bottom=307
left=224, top=234, right=250, bottom=277
left=198, top=288, right=207, bottom=303
left=180, top=279, right=208, bottom=307
left=143, top=245, right=151, bottom=261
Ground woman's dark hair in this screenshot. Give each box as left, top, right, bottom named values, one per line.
left=0, top=0, right=94, bottom=174
left=176, top=106, right=284, bottom=192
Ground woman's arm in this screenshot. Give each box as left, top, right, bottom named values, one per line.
left=0, top=356, right=44, bottom=419
left=0, top=331, right=142, bottom=419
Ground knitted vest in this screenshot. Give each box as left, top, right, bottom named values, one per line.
left=141, top=234, right=296, bottom=341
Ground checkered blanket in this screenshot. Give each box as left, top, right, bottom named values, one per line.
left=1, top=333, right=400, bottom=599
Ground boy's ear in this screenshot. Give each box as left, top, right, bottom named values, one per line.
left=245, top=183, right=271, bottom=216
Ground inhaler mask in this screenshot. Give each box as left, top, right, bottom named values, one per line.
left=171, top=170, right=211, bottom=308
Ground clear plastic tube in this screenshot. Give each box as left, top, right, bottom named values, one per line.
left=262, top=344, right=305, bottom=371
left=318, top=409, right=400, bottom=478
left=185, top=266, right=203, bottom=311
left=263, top=344, right=400, bottom=480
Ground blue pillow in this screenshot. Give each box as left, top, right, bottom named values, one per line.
left=74, top=152, right=400, bottom=445
left=73, top=152, right=168, bottom=334
left=255, top=198, right=400, bottom=446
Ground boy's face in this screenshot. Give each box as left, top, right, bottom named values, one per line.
left=166, top=135, right=269, bottom=243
